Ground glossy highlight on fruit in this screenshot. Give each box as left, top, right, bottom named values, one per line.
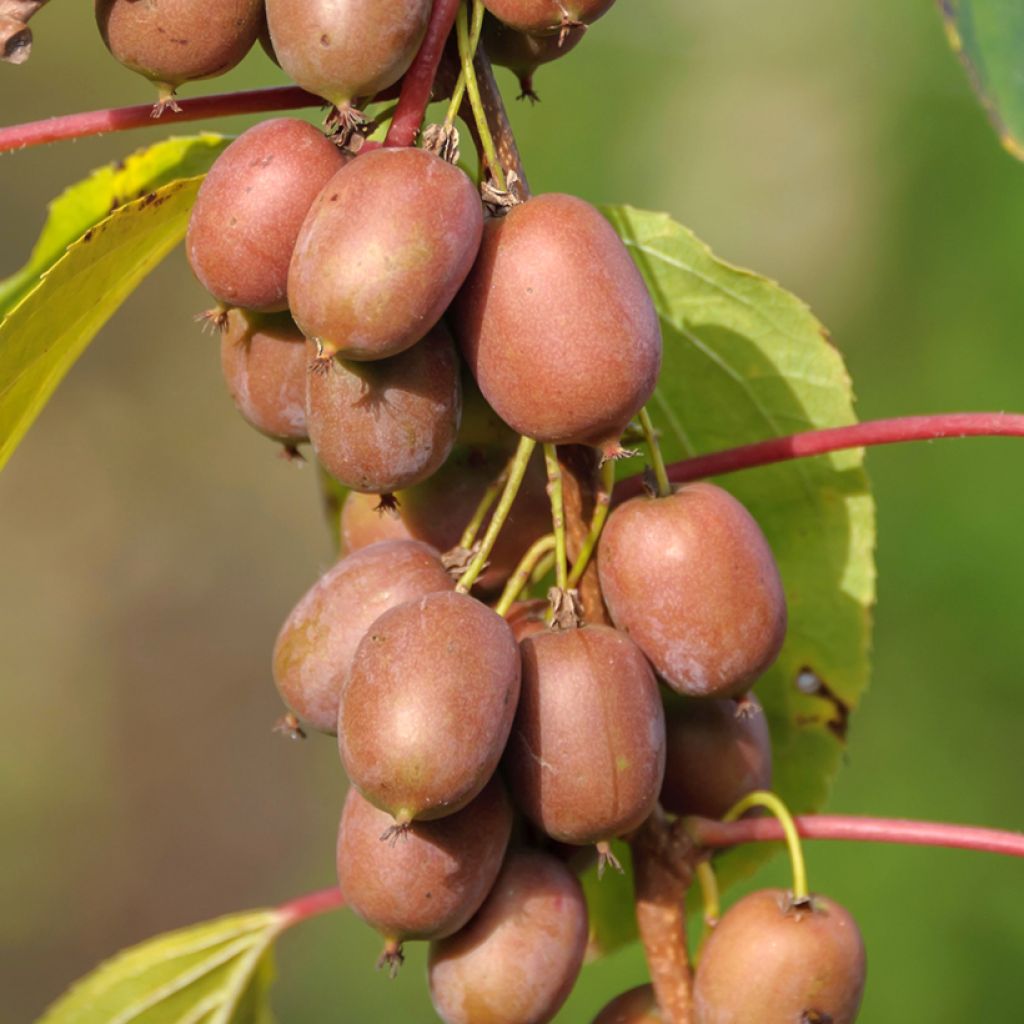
left=219, top=309, right=308, bottom=447
left=428, top=849, right=588, bottom=1024
left=188, top=119, right=347, bottom=312
left=265, top=0, right=430, bottom=109
left=693, top=889, right=866, bottom=1024
left=336, top=778, right=513, bottom=947
left=453, top=193, right=661, bottom=454
left=338, top=591, right=521, bottom=823
left=272, top=540, right=454, bottom=733
left=484, top=0, right=616, bottom=35
left=289, top=147, right=483, bottom=361
left=305, top=324, right=462, bottom=494
left=598, top=483, right=787, bottom=698
left=592, top=985, right=662, bottom=1024
left=504, top=625, right=666, bottom=845
left=95, top=0, right=262, bottom=101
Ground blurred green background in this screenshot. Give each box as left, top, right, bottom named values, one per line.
left=2, top=2, right=1022, bottom=1021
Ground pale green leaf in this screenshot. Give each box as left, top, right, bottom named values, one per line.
left=589, top=205, right=875, bottom=953
left=939, top=0, right=1024, bottom=160
left=37, top=910, right=281, bottom=1024
left=0, top=134, right=227, bottom=315
left=0, top=174, right=204, bottom=474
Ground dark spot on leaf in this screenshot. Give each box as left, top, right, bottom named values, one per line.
left=82, top=229, right=93, bottom=243
left=794, top=666, right=850, bottom=741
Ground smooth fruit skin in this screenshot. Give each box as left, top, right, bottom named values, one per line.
left=481, top=14, right=585, bottom=98
left=592, top=985, right=663, bottom=1023
left=452, top=193, right=661, bottom=453
left=659, top=694, right=773, bottom=819
left=289, top=147, right=483, bottom=361
left=305, top=324, right=462, bottom=494
left=219, top=310, right=308, bottom=445
left=428, top=849, right=588, bottom=1024
left=265, top=0, right=429, bottom=108
left=484, top=0, right=616, bottom=35
left=272, top=540, right=453, bottom=733
left=338, top=591, right=521, bottom=822
left=187, top=119, right=347, bottom=312
left=598, top=484, right=787, bottom=699
left=504, top=625, right=666, bottom=845
left=336, top=778, right=513, bottom=945
left=693, top=889, right=866, bottom=1024
left=95, top=0, right=262, bottom=91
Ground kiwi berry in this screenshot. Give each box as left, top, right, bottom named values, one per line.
left=483, top=0, right=616, bottom=36
left=482, top=13, right=586, bottom=100
left=592, top=985, right=663, bottom=1024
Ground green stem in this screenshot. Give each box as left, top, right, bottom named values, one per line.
left=543, top=444, right=568, bottom=591
left=444, top=1, right=485, bottom=126
left=456, top=0, right=506, bottom=188
left=456, top=436, right=536, bottom=592
left=531, top=550, right=556, bottom=584
left=494, top=534, right=557, bottom=616
left=459, top=466, right=508, bottom=551
left=566, top=459, right=615, bottom=587
left=721, top=790, right=809, bottom=902
left=639, top=407, right=671, bottom=498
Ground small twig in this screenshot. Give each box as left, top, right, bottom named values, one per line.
left=456, top=0, right=505, bottom=188
left=566, top=458, right=615, bottom=588
left=276, top=886, right=345, bottom=928
left=638, top=407, right=671, bottom=497
left=543, top=443, right=568, bottom=592
left=494, top=534, right=556, bottom=616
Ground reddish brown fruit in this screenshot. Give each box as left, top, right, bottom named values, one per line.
left=265, top=0, right=429, bottom=109
left=483, top=0, right=616, bottom=35
left=219, top=309, right=307, bottom=446
left=428, top=849, right=588, bottom=1024
left=592, top=985, right=662, bottom=1023
left=272, top=540, right=454, bottom=733
left=504, top=599, right=549, bottom=641
left=598, top=483, right=787, bottom=699
left=306, top=324, right=462, bottom=494
left=336, top=778, right=513, bottom=953
left=187, top=119, right=347, bottom=312
left=289, top=147, right=483, bottom=361
left=95, top=0, right=262, bottom=106
left=660, top=694, right=773, bottom=819
left=693, top=889, right=866, bottom=1024
left=339, top=490, right=411, bottom=552
left=452, top=193, right=661, bottom=454
left=482, top=13, right=585, bottom=100
left=504, top=625, right=665, bottom=846
left=339, top=591, right=521, bottom=823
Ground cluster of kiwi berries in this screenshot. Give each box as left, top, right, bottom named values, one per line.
left=96, top=1, right=867, bottom=1021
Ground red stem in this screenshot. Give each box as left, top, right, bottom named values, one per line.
left=687, top=814, right=1024, bottom=859
left=616, top=412, right=1024, bottom=502
left=276, top=886, right=345, bottom=927
left=385, top=0, right=461, bottom=147
left=0, top=85, right=326, bottom=154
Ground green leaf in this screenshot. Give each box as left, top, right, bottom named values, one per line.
left=939, top=0, right=1024, bottom=160
left=0, top=172, right=204, bottom=474
left=0, top=134, right=228, bottom=315
left=37, top=910, right=282, bottom=1024
left=592, top=205, right=876, bottom=953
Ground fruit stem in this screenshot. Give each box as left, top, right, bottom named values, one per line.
left=566, top=458, right=615, bottom=587
left=456, top=0, right=506, bottom=189
left=543, top=444, right=569, bottom=591
left=384, top=0, right=462, bottom=147
left=494, top=533, right=557, bottom=615
left=444, top=0, right=486, bottom=127
left=694, top=858, right=720, bottom=934
left=638, top=407, right=672, bottom=497
left=614, top=412, right=1024, bottom=503
left=685, top=812, right=1024, bottom=859
left=459, top=465, right=509, bottom=551
left=721, top=790, right=809, bottom=902
left=276, top=886, right=346, bottom=928
left=456, top=436, right=537, bottom=592
left=531, top=549, right=556, bottom=584
left=0, top=85, right=326, bottom=154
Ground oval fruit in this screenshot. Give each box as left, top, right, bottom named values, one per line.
left=187, top=119, right=347, bottom=312
left=598, top=483, right=787, bottom=698
left=592, top=985, right=662, bottom=1023
left=336, top=778, right=513, bottom=953
left=482, top=13, right=585, bottom=100
left=95, top=0, right=262, bottom=104
left=272, top=540, right=454, bottom=733
left=693, top=889, right=866, bottom=1024
left=428, top=849, right=588, bottom=1024
left=484, top=0, right=616, bottom=35
left=219, top=309, right=308, bottom=448
left=504, top=625, right=665, bottom=845
left=289, top=144, right=483, bottom=361
left=452, top=193, right=661, bottom=455
left=265, top=0, right=430, bottom=109
left=306, top=324, right=462, bottom=494
left=660, top=694, right=773, bottom=819
left=338, top=591, right=521, bottom=823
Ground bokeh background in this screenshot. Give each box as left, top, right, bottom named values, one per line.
left=2, top=2, right=1023, bottom=1020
